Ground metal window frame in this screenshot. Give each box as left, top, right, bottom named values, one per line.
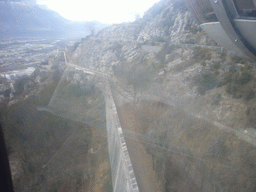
left=210, top=0, right=256, bottom=60
left=232, top=0, right=256, bottom=20
left=224, top=0, right=239, bottom=18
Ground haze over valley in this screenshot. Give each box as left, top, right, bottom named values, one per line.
left=1, top=0, right=256, bottom=191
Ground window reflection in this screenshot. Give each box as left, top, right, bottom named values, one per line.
left=234, top=0, right=256, bottom=18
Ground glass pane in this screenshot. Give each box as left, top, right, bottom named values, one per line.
left=234, top=0, right=256, bottom=18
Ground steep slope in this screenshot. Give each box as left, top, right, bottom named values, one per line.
left=70, top=0, right=256, bottom=191
left=72, top=0, right=256, bottom=131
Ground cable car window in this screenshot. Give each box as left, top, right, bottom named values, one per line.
left=233, top=0, right=256, bottom=18
left=188, top=0, right=218, bottom=23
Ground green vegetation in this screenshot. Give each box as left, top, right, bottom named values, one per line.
left=126, top=65, right=154, bottom=102
left=153, top=36, right=166, bottom=42
left=172, top=60, right=195, bottom=72
left=191, top=51, right=256, bottom=102
left=1, top=96, right=90, bottom=191
left=193, top=65, right=256, bottom=99
left=133, top=101, right=256, bottom=191
left=246, top=107, right=256, bottom=127
left=113, top=51, right=163, bottom=102
left=31, top=69, right=62, bottom=106
left=40, top=60, right=49, bottom=65
left=193, top=72, right=218, bottom=95
left=216, top=50, right=227, bottom=62
left=190, top=25, right=202, bottom=34
left=211, top=93, right=222, bottom=105
left=0, top=67, right=111, bottom=191
left=245, top=90, right=255, bottom=101
left=60, top=82, right=96, bottom=98
left=73, top=41, right=80, bottom=51
left=13, top=75, right=31, bottom=95
left=221, top=64, right=255, bottom=100
left=193, top=47, right=212, bottom=62
left=155, top=43, right=176, bottom=65
left=231, top=55, right=248, bottom=64
left=184, top=38, right=195, bottom=44
left=212, top=61, right=221, bottom=70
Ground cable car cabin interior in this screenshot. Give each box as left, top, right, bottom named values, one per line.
left=188, top=0, right=256, bottom=21
left=234, top=0, right=256, bottom=18
left=186, top=0, right=256, bottom=61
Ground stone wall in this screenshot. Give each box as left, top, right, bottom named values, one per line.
left=105, top=79, right=139, bottom=192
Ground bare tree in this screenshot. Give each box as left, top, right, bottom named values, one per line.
left=134, top=13, right=141, bottom=21
left=125, top=65, right=152, bottom=103
left=85, top=22, right=96, bottom=36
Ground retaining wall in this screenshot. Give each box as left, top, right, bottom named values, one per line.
left=105, top=80, right=139, bottom=192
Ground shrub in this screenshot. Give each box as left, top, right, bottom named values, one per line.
left=156, top=44, right=175, bottom=64
left=236, top=72, right=253, bottom=85
left=220, top=51, right=227, bottom=62
left=222, top=72, right=233, bottom=85
left=190, top=25, right=202, bottom=34
left=3, top=89, right=11, bottom=98
left=193, top=47, right=212, bottom=62
left=173, top=60, right=194, bottom=72
left=193, top=72, right=217, bottom=95
left=246, top=107, right=256, bottom=128
left=13, top=75, right=30, bottom=95
left=226, top=83, right=241, bottom=98
left=201, top=61, right=206, bottom=66
left=184, top=38, right=195, bottom=44
left=40, top=60, right=49, bottom=65
left=73, top=42, right=80, bottom=51
left=212, top=62, right=221, bottom=70
left=223, top=69, right=255, bottom=100
left=154, top=36, right=165, bottom=42
left=212, top=93, right=222, bottom=105
left=231, top=55, right=247, bottom=64
left=245, top=90, right=255, bottom=101
left=222, top=70, right=253, bottom=85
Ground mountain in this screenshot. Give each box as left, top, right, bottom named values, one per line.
left=0, top=1, right=108, bottom=38
left=70, top=0, right=256, bottom=191
left=1, top=0, right=256, bottom=191
left=72, top=0, right=256, bottom=132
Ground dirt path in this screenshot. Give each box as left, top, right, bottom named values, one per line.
left=117, top=104, right=164, bottom=192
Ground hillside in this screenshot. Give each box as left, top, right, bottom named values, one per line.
left=72, top=0, right=256, bottom=131
left=0, top=56, right=112, bottom=191
left=70, top=0, right=256, bottom=191
left=1, top=0, right=256, bottom=191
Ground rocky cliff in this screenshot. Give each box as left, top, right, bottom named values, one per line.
left=2, top=0, right=256, bottom=191
left=70, top=1, right=256, bottom=189
left=72, top=0, right=256, bottom=132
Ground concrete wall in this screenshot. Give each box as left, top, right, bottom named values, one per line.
left=105, top=80, right=139, bottom=192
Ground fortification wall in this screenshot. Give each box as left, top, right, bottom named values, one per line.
left=105, top=80, right=139, bottom=192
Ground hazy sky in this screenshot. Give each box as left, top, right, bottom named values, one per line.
left=36, top=0, right=160, bottom=23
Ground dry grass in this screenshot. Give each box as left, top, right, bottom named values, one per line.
left=117, top=100, right=256, bottom=191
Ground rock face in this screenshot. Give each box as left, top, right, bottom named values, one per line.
left=3, top=0, right=253, bottom=191
left=72, top=0, right=214, bottom=69
left=71, top=2, right=256, bottom=191
left=72, top=0, right=256, bottom=132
